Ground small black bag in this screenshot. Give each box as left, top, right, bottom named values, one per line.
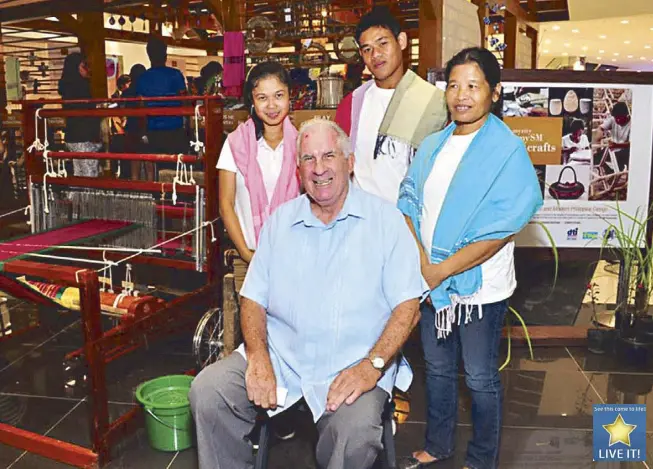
left=549, top=165, right=585, bottom=200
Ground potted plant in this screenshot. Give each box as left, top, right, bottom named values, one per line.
left=597, top=203, right=653, bottom=364
left=586, top=280, right=618, bottom=354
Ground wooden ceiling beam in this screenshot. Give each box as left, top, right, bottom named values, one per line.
left=526, top=0, right=537, bottom=13
left=0, top=0, right=100, bottom=24
left=503, top=0, right=538, bottom=23
left=535, top=0, right=567, bottom=12
left=12, top=18, right=222, bottom=49
left=538, top=10, right=569, bottom=22
left=204, top=0, right=240, bottom=31
left=54, top=14, right=81, bottom=35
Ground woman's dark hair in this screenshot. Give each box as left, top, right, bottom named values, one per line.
left=243, top=61, right=292, bottom=140
left=58, top=52, right=87, bottom=97
left=116, top=74, right=131, bottom=90
left=444, top=47, right=503, bottom=119
left=128, top=63, right=146, bottom=88
left=196, top=61, right=223, bottom=94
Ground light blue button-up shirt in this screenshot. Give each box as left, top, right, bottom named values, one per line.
left=238, top=185, right=426, bottom=422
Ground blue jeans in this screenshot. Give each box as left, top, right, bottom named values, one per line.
left=420, top=300, right=507, bottom=469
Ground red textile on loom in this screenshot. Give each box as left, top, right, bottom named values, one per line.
left=0, top=275, right=51, bottom=305
left=0, top=220, right=132, bottom=304
left=0, top=220, right=132, bottom=262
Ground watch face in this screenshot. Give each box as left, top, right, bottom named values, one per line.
left=372, top=357, right=384, bottom=369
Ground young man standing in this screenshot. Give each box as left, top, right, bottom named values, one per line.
left=336, top=7, right=448, bottom=204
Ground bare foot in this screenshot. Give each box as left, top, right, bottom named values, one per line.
left=411, top=450, right=437, bottom=463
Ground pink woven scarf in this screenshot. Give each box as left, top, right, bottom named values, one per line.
left=228, top=117, right=300, bottom=244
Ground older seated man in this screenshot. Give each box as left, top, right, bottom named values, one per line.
left=189, top=118, right=426, bottom=469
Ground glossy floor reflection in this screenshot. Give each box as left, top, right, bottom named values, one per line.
left=1, top=300, right=653, bottom=467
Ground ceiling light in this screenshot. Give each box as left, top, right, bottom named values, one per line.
left=641, top=56, right=647, bottom=60
left=582, top=46, right=588, bottom=51
left=544, top=39, right=551, bottom=44
left=628, top=55, right=633, bottom=58
left=599, top=49, right=605, bottom=53
left=562, top=52, right=568, bottom=56
left=552, top=25, right=560, bottom=31
left=543, top=49, right=549, bottom=53
left=564, top=43, right=570, bottom=47
left=612, top=58, right=617, bottom=62
left=572, top=29, right=579, bottom=33
left=597, top=56, right=602, bottom=60
left=624, top=40, right=631, bottom=44
left=621, top=20, right=629, bottom=24
left=599, top=35, right=607, bottom=39
left=614, top=52, right=620, bottom=56
left=646, top=45, right=652, bottom=49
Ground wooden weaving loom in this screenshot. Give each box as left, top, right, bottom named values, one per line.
left=0, top=95, right=224, bottom=468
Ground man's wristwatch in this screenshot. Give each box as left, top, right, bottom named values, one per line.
left=368, top=355, right=385, bottom=372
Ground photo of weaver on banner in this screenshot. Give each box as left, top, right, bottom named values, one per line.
left=502, top=86, right=550, bottom=117
left=547, top=87, right=594, bottom=166
left=589, top=88, right=632, bottom=201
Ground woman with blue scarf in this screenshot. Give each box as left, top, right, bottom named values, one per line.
left=397, top=48, right=542, bottom=469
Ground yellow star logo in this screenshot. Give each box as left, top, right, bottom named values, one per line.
left=603, top=413, right=637, bottom=447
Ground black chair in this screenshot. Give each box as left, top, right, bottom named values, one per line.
left=254, top=399, right=397, bottom=469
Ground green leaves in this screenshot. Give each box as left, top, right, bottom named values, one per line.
left=597, top=200, right=653, bottom=313
left=500, top=306, right=534, bottom=372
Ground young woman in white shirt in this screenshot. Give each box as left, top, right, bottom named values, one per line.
left=217, top=61, right=300, bottom=293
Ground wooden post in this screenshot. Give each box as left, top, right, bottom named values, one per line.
left=472, top=0, right=488, bottom=48
left=77, top=269, right=110, bottom=466
left=77, top=11, right=107, bottom=99
left=204, top=97, right=223, bottom=288
left=528, top=26, right=539, bottom=69
left=418, top=0, right=443, bottom=78
left=222, top=273, right=238, bottom=354
left=503, top=12, right=518, bottom=69
left=21, top=102, right=44, bottom=177
left=0, top=27, right=7, bottom=121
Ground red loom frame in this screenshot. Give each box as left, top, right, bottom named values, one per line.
left=0, top=95, right=223, bottom=467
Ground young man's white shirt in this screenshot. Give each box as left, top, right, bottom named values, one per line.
left=353, top=82, right=415, bottom=204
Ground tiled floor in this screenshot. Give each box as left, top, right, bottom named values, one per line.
left=1, top=298, right=653, bottom=468
left=0, top=214, right=651, bottom=467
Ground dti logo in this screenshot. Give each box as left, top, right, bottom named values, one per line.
left=567, top=227, right=578, bottom=240
left=604, top=228, right=616, bottom=241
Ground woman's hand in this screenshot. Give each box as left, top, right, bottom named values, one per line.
left=422, top=263, right=448, bottom=290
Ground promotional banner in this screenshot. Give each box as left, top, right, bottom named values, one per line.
left=433, top=80, right=653, bottom=247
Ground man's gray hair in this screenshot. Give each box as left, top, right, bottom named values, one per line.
left=296, top=118, right=352, bottom=163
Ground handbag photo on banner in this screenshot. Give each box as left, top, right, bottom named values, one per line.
left=545, top=164, right=590, bottom=201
